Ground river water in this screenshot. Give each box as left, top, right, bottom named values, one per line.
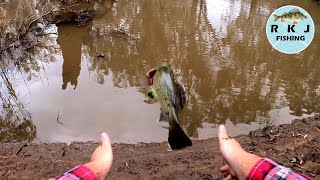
left=0, top=0, right=319, bottom=143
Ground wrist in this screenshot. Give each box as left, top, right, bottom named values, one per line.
left=238, top=152, right=261, bottom=179
left=83, top=162, right=101, bottom=179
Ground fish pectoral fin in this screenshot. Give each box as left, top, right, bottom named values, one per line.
left=293, top=21, right=298, bottom=24
left=168, top=123, right=192, bottom=150
left=281, top=18, right=285, bottom=22
left=158, top=112, right=168, bottom=122
left=160, top=125, right=170, bottom=129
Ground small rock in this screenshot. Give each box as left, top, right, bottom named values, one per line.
left=98, top=53, right=105, bottom=58
left=291, top=158, right=297, bottom=163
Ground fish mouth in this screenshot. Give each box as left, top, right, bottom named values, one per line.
left=146, top=68, right=157, bottom=85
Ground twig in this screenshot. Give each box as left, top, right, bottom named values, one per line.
left=35, top=0, right=46, bottom=9
left=59, top=3, right=85, bottom=11
left=37, top=32, right=58, bottom=37
left=7, top=7, right=24, bottom=25
left=18, top=0, right=62, bottom=37
left=40, top=0, right=52, bottom=15
left=24, top=7, right=57, bottom=33
left=18, top=69, right=31, bottom=96
left=18, top=0, right=45, bottom=33
left=56, top=110, right=63, bottom=125
left=307, top=172, right=316, bottom=177
left=15, top=143, right=27, bottom=155
left=293, top=163, right=305, bottom=169
left=40, top=60, right=49, bottom=86
left=61, top=146, right=67, bottom=157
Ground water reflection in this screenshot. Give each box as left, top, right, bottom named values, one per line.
left=0, top=0, right=319, bottom=143
left=58, top=25, right=86, bottom=90
left=0, top=68, right=36, bottom=142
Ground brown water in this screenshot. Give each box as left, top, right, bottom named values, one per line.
left=0, top=0, right=319, bottom=143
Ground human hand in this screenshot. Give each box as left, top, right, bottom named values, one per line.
left=218, top=125, right=261, bottom=180
left=84, top=132, right=113, bottom=180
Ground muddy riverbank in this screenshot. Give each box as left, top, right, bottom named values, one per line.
left=0, top=0, right=113, bottom=65
left=0, top=116, right=319, bottom=180
left=0, top=0, right=320, bottom=145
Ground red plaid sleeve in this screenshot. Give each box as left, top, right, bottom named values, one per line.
left=246, top=158, right=313, bottom=180
left=49, top=165, right=97, bottom=180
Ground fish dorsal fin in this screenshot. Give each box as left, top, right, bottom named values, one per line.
left=282, top=12, right=288, bottom=15
left=289, top=9, right=299, bottom=13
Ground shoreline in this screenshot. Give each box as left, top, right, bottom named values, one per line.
left=0, top=116, right=319, bottom=179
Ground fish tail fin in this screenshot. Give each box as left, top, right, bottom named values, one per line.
left=168, top=123, right=192, bottom=150
left=274, top=14, right=279, bottom=22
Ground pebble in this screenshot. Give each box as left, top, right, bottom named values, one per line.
left=98, top=53, right=105, bottom=58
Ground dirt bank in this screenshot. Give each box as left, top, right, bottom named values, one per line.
left=0, top=0, right=114, bottom=65
left=0, top=116, right=319, bottom=180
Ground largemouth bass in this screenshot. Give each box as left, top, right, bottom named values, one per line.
left=274, top=9, right=307, bottom=24
left=146, top=66, right=192, bottom=150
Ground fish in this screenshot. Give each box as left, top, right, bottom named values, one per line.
left=146, top=66, right=192, bottom=150
left=274, top=9, right=307, bottom=24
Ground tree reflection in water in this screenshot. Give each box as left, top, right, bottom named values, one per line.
left=84, top=0, right=320, bottom=137
left=0, top=68, right=36, bottom=142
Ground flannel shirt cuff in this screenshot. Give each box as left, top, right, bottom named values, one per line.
left=49, top=165, right=97, bottom=180
left=246, top=158, right=312, bottom=180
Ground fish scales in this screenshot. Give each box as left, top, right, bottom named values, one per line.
left=148, top=66, right=192, bottom=149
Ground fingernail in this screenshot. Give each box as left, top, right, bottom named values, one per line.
left=218, top=125, right=225, bottom=133
left=101, top=132, right=107, bottom=139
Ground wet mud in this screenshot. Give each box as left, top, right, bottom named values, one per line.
left=0, top=116, right=319, bottom=180
left=0, top=0, right=319, bottom=144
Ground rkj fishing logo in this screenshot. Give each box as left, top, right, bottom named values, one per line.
left=266, top=5, right=315, bottom=54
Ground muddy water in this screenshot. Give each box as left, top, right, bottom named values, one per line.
left=1, top=0, right=319, bottom=143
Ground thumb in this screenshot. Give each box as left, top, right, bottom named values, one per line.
left=100, top=132, right=111, bottom=149
left=218, top=125, right=229, bottom=144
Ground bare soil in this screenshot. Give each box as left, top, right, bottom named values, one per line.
left=0, top=116, right=319, bottom=180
